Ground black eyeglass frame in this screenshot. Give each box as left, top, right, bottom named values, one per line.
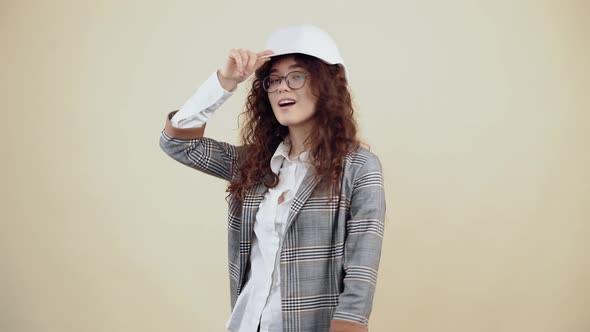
left=262, top=71, right=309, bottom=93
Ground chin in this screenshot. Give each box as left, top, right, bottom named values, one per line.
left=273, top=113, right=292, bottom=127
left=276, top=119, right=295, bottom=127
left=273, top=110, right=313, bottom=128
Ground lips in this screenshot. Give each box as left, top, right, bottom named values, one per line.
left=278, top=98, right=296, bottom=109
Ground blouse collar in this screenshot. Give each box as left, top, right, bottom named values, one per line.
left=270, top=136, right=312, bottom=174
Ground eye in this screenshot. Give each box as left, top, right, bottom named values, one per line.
left=293, top=73, right=305, bottom=80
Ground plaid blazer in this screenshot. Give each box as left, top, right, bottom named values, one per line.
left=160, top=111, right=385, bottom=332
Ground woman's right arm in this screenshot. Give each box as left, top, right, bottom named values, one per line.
left=160, top=110, right=243, bottom=181
left=159, top=49, right=273, bottom=182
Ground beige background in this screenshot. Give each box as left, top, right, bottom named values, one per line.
left=2, top=0, right=589, bottom=331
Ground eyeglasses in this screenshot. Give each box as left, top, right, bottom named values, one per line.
left=262, top=71, right=308, bottom=93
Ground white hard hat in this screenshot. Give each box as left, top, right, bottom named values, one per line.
left=262, top=24, right=347, bottom=77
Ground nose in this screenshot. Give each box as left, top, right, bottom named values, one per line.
left=277, top=77, right=290, bottom=92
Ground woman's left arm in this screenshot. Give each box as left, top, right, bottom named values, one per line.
left=330, top=153, right=386, bottom=332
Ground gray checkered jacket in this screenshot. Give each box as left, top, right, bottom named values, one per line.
left=160, top=111, right=385, bottom=332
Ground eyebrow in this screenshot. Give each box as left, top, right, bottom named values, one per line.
left=270, top=63, right=303, bottom=74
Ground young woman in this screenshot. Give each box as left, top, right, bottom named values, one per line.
left=160, top=24, right=385, bottom=332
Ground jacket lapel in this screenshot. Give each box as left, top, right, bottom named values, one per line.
left=284, top=172, right=322, bottom=233
left=237, top=172, right=321, bottom=293
left=237, top=181, right=267, bottom=294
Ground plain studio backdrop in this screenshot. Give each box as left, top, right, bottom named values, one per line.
left=1, top=0, right=588, bottom=331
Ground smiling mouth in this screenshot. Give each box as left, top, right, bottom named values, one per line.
left=278, top=100, right=296, bottom=109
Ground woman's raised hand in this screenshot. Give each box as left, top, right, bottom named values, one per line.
left=217, top=49, right=274, bottom=91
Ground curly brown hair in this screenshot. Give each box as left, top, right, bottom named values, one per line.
left=227, top=53, right=361, bottom=202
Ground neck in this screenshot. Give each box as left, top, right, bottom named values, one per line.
left=287, top=124, right=313, bottom=159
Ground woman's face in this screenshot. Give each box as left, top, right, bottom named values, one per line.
left=267, top=56, right=318, bottom=130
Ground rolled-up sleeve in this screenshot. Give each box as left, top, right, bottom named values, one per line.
left=159, top=110, right=242, bottom=182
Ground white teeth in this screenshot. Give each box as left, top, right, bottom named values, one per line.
left=279, top=100, right=296, bottom=106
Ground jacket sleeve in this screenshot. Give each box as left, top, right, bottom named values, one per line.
left=330, top=154, right=386, bottom=331
left=159, top=110, right=242, bottom=182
